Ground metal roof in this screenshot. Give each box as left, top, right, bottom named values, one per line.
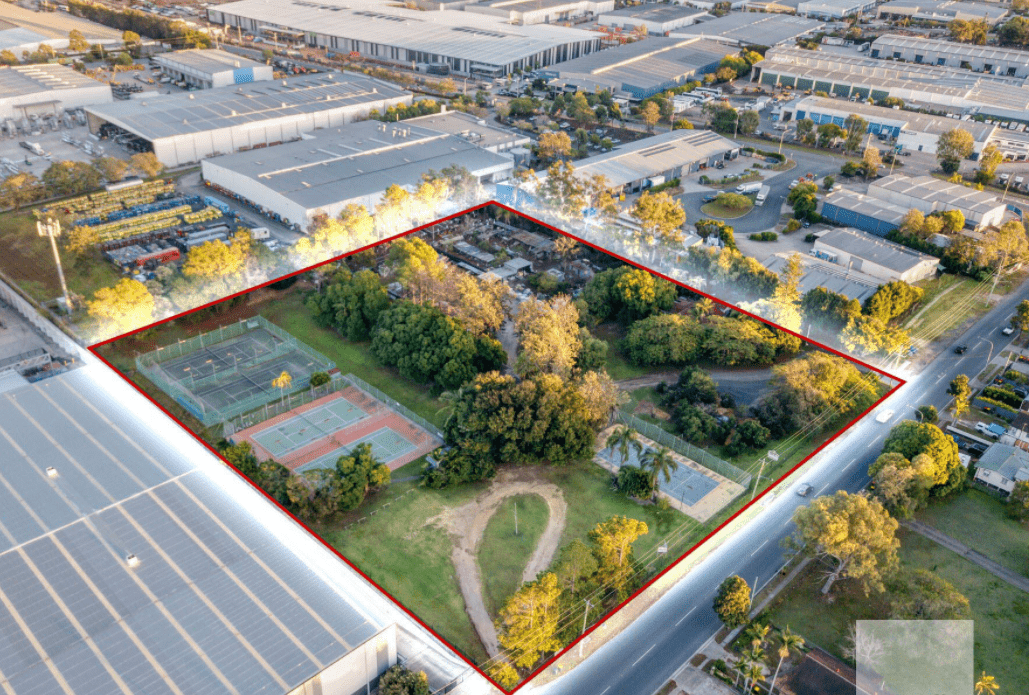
left=84, top=72, right=409, bottom=141
left=405, top=110, right=530, bottom=150
left=0, top=64, right=108, bottom=99
left=549, top=37, right=728, bottom=91
left=572, top=129, right=739, bottom=187
left=871, top=34, right=1029, bottom=64
left=673, top=12, right=824, bottom=46
left=815, top=227, right=937, bottom=272
left=977, top=443, right=1029, bottom=480
left=877, top=0, right=1009, bottom=21
left=871, top=173, right=1005, bottom=216
left=822, top=188, right=910, bottom=226
left=153, top=49, right=266, bottom=76
left=212, top=0, right=599, bottom=68
left=202, top=120, right=512, bottom=210
left=599, top=5, right=709, bottom=22
left=0, top=367, right=383, bottom=694
left=792, top=95, right=996, bottom=141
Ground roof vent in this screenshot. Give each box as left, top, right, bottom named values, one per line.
left=188, top=93, right=195, bottom=99
left=125, top=554, right=141, bottom=569
left=230, top=110, right=237, bottom=116
left=281, top=102, right=287, bottom=108
left=46, top=466, right=58, bottom=478
left=282, top=80, right=288, bottom=86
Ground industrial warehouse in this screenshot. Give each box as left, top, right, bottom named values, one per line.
left=206, top=0, right=601, bottom=76
left=597, top=4, right=710, bottom=34
left=811, top=227, right=940, bottom=283
left=870, top=35, right=1029, bottom=79
left=0, top=64, right=112, bottom=121
left=152, top=48, right=274, bottom=89
left=567, top=129, right=740, bottom=192
left=754, top=46, right=1029, bottom=123
left=464, top=0, right=614, bottom=25
left=671, top=12, right=824, bottom=46
left=200, top=120, right=514, bottom=230
left=83, top=72, right=411, bottom=168
left=876, top=0, right=1009, bottom=24
left=540, top=36, right=729, bottom=99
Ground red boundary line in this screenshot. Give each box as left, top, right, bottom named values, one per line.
left=87, top=201, right=905, bottom=694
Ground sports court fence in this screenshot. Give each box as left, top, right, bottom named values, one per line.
left=613, top=410, right=752, bottom=488
left=342, top=374, right=444, bottom=440
left=135, top=316, right=335, bottom=427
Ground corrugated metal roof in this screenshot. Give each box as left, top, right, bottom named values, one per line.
left=815, top=227, right=937, bottom=272
left=672, top=12, right=824, bottom=46
left=872, top=34, right=1029, bottom=64
left=0, top=367, right=382, bottom=694
left=871, top=173, right=1004, bottom=216
left=0, top=64, right=108, bottom=98
left=153, top=49, right=266, bottom=76
left=572, top=129, right=738, bottom=187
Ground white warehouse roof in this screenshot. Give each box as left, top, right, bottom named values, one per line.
left=572, top=129, right=739, bottom=187
left=153, top=48, right=267, bottom=76
left=0, top=63, right=108, bottom=98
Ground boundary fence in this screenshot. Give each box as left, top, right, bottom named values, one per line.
left=136, top=316, right=334, bottom=426
left=613, top=410, right=752, bottom=488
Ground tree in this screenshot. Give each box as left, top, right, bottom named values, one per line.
left=713, top=575, right=751, bottom=629
left=606, top=425, right=642, bottom=467
left=1011, top=299, right=1029, bottom=332
left=271, top=370, right=293, bottom=404
left=535, top=131, right=572, bottom=164
left=295, top=203, right=376, bottom=262
left=862, top=145, right=883, bottom=179
left=642, top=446, right=678, bottom=492
left=42, top=160, right=102, bottom=196
left=937, top=128, right=974, bottom=174
left=379, top=666, right=430, bottom=695
left=514, top=295, right=582, bottom=378
left=881, top=420, right=964, bottom=497
left=496, top=573, right=563, bottom=670
left=888, top=568, right=971, bottom=620
left=182, top=237, right=247, bottom=282
left=975, top=143, right=1004, bottom=184
left=768, top=627, right=804, bottom=694
left=130, top=152, right=164, bottom=178
left=617, top=464, right=655, bottom=499
left=121, top=30, right=141, bottom=50
left=306, top=267, right=389, bottom=341
left=67, top=29, right=89, bottom=52
left=816, top=122, right=845, bottom=148
left=631, top=190, right=686, bottom=249
left=705, top=102, right=740, bottom=135
left=590, top=516, right=648, bottom=598
left=786, top=182, right=818, bottom=220
left=715, top=192, right=752, bottom=211
left=86, top=279, right=155, bottom=337
left=843, top=114, right=868, bottom=152
left=335, top=442, right=390, bottom=511
left=975, top=672, right=1000, bottom=695
left=554, top=539, right=598, bottom=594
left=795, top=117, right=815, bottom=145
left=0, top=49, right=17, bottom=65
left=640, top=101, right=660, bottom=132
left=437, top=77, right=456, bottom=94
left=948, top=374, right=972, bottom=418
left=790, top=491, right=900, bottom=595
left=309, top=371, right=331, bottom=387
left=92, top=156, right=129, bottom=183
left=739, top=109, right=759, bottom=135
left=999, top=15, right=1029, bottom=46
left=1006, top=479, right=1029, bottom=522
left=949, top=18, right=989, bottom=44
left=0, top=172, right=42, bottom=210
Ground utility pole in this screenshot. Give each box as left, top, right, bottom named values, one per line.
left=578, top=599, right=592, bottom=657
left=37, top=218, right=71, bottom=312
left=513, top=501, right=518, bottom=536
left=750, top=449, right=779, bottom=502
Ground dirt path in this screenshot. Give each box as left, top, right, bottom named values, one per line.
left=429, top=468, right=568, bottom=658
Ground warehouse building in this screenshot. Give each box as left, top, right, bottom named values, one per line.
left=406, top=109, right=531, bottom=153
left=986, top=128, right=1029, bottom=162
left=597, top=5, right=710, bottom=34
left=811, top=227, right=939, bottom=282
left=754, top=46, right=1029, bottom=123
left=870, top=35, right=1029, bottom=79
left=782, top=95, right=996, bottom=154
left=765, top=251, right=880, bottom=300
left=540, top=36, right=728, bottom=99
left=743, top=0, right=805, bottom=13
left=201, top=120, right=514, bottom=230
left=877, top=0, right=1008, bottom=24
left=671, top=12, right=824, bottom=46
left=208, top=0, right=600, bottom=77
left=153, top=48, right=274, bottom=89
left=868, top=174, right=1007, bottom=229
left=84, top=72, right=411, bottom=168
left=796, top=0, right=875, bottom=18
left=820, top=188, right=911, bottom=235
left=568, top=129, right=740, bottom=192
left=0, top=63, right=111, bottom=120
left=465, top=0, right=614, bottom=25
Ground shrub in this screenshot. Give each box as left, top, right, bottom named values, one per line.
left=749, top=231, right=778, bottom=241
left=309, top=371, right=331, bottom=387
left=784, top=218, right=802, bottom=234
left=982, top=386, right=1023, bottom=409
left=804, top=232, right=817, bottom=242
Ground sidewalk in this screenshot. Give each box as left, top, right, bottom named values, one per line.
left=903, top=520, right=1029, bottom=593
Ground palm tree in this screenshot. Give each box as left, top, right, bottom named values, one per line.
left=642, top=446, right=679, bottom=493
left=743, top=622, right=771, bottom=649
left=744, top=661, right=765, bottom=693
left=768, top=626, right=804, bottom=694
left=271, top=370, right=292, bottom=406
left=606, top=425, right=642, bottom=467
left=733, top=654, right=752, bottom=688
left=693, top=297, right=715, bottom=319
left=975, top=672, right=999, bottom=695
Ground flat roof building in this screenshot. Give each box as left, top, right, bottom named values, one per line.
left=201, top=120, right=514, bottom=230
left=153, top=48, right=274, bottom=89
left=811, top=227, right=939, bottom=283
left=568, top=129, right=740, bottom=192
left=465, top=0, right=614, bottom=25
left=406, top=109, right=531, bottom=152
left=541, top=36, right=729, bottom=99
left=743, top=0, right=805, bottom=13
left=870, top=34, right=1029, bottom=79
left=84, top=72, right=411, bottom=168
left=783, top=95, right=996, bottom=154
left=869, top=173, right=1008, bottom=228
left=764, top=252, right=880, bottom=300
left=877, top=0, right=1009, bottom=24
left=820, top=188, right=912, bottom=235
left=0, top=63, right=112, bottom=120
left=796, top=0, right=875, bottom=18
left=671, top=12, right=824, bottom=45
left=597, top=5, right=710, bottom=34
left=208, top=0, right=601, bottom=77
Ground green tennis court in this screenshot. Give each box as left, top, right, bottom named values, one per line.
left=294, top=427, right=416, bottom=473
left=252, top=397, right=368, bottom=459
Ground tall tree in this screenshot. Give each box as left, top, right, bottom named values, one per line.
left=514, top=295, right=582, bottom=378
left=843, top=114, right=868, bottom=152
left=607, top=425, right=642, bottom=467
left=1011, top=299, right=1029, bottom=331
left=768, top=627, right=804, bottom=694
left=713, top=575, right=751, bottom=629
left=937, top=128, right=974, bottom=174
left=974, top=672, right=1000, bottom=695
left=130, top=152, right=164, bottom=178
left=640, top=101, right=660, bottom=132
left=590, top=515, right=648, bottom=598
left=887, top=568, right=971, bottom=620
left=535, top=131, right=573, bottom=164
left=631, top=190, right=687, bottom=250
left=948, top=374, right=972, bottom=418
left=379, top=666, right=431, bottom=695
left=496, top=573, right=564, bottom=670
left=86, top=279, right=155, bottom=337
left=642, top=446, right=678, bottom=493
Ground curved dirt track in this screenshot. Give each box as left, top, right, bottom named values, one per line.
left=429, top=468, right=568, bottom=658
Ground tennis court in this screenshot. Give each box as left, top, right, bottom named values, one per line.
left=598, top=444, right=720, bottom=507
left=293, top=427, right=417, bottom=473
left=161, top=328, right=283, bottom=384
left=252, top=397, right=369, bottom=459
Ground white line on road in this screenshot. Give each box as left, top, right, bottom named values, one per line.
left=818, top=481, right=832, bottom=495
left=600, top=687, right=611, bottom=695
left=631, top=644, right=656, bottom=667
left=676, top=606, right=697, bottom=626
left=750, top=538, right=769, bottom=556
left=844, top=458, right=857, bottom=471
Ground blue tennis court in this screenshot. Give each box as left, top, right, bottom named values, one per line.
left=293, top=427, right=417, bottom=473
left=598, top=444, right=720, bottom=507
left=252, top=397, right=368, bottom=459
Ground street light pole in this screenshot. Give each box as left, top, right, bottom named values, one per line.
left=37, top=217, right=71, bottom=312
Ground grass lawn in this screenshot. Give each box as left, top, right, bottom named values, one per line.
left=478, top=494, right=550, bottom=615
left=905, top=275, right=989, bottom=340
left=700, top=200, right=753, bottom=219
left=592, top=323, right=652, bottom=381
left=766, top=530, right=1029, bottom=690
left=916, top=489, right=1029, bottom=575
left=0, top=210, right=122, bottom=304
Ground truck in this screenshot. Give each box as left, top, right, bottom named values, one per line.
left=645, top=175, right=666, bottom=189
left=754, top=185, right=770, bottom=206
left=735, top=181, right=762, bottom=195
left=19, top=141, right=44, bottom=156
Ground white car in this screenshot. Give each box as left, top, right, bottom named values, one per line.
left=875, top=409, right=894, bottom=423
left=1002, top=326, right=1015, bottom=336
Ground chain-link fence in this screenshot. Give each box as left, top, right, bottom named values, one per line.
left=343, top=373, right=444, bottom=439
left=222, top=377, right=348, bottom=437
left=614, top=410, right=751, bottom=488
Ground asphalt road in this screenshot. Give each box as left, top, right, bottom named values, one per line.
left=534, top=281, right=1029, bottom=695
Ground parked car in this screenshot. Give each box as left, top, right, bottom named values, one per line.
left=796, top=483, right=813, bottom=497
left=954, top=344, right=968, bottom=354
left=703, top=193, right=719, bottom=203
left=1002, top=326, right=1015, bottom=335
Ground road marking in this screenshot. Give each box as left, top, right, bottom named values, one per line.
left=631, top=644, right=656, bottom=667
left=750, top=538, right=770, bottom=556
left=601, top=687, right=612, bottom=695
left=676, top=606, right=697, bottom=626
left=817, top=481, right=832, bottom=495
left=844, top=458, right=857, bottom=471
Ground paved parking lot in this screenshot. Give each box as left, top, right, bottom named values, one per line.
left=0, top=123, right=101, bottom=177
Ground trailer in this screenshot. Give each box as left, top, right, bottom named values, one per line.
left=755, top=185, right=770, bottom=206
